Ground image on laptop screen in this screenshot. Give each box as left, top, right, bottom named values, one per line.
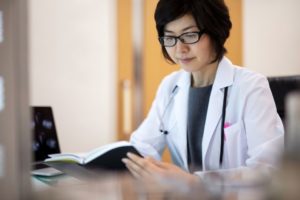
left=31, top=106, right=61, bottom=168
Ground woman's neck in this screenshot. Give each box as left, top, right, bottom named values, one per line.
left=191, top=61, right=218, bottom=88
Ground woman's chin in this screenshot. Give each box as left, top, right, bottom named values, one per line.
left=180, top=65, right=199, bottom=73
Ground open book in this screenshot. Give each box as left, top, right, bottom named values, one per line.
left=44, top=141, right=141, bottom=172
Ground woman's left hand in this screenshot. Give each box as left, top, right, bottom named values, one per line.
left=121, top=153, right=199, bottom=186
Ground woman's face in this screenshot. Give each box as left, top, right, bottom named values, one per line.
left=164, top=14, right=216, bottom=73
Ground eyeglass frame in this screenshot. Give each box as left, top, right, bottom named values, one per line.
left=158, top=30, right=206, bottom=47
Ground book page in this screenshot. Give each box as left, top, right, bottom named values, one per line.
left=46, top=153, right=86, bottom=164
left=45, top=141, right=132, bottom=165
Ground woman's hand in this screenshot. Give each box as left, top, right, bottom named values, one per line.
left=121, top=153, right=199, bottom=187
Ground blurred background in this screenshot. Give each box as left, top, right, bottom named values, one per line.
left=29, top=0, right=300, bottom=153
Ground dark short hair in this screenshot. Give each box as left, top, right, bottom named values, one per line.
left=154, top=0, right=232, bottom=64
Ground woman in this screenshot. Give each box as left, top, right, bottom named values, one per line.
left=122, top=0, right=284, bottom=184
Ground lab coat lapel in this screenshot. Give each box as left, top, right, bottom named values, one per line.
left=202, top=57, right=235, bottom=168
left=201, top=85, right=223, bottom=164
left=173, top=71, right=190, bottom=170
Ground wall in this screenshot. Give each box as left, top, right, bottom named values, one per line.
left=243, top=0, right=300, bottom=76
left=29, top=0, right=117, bottom=152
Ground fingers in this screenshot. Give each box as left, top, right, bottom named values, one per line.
left=122, top=153, right=154, bottom=179
left=122, top=158, right=151, bottom=179
left=122, top=153, right=201, bottom=190
left=127, top=153, right=156, bottom=171
left=124, top=159, right=145, bottom=179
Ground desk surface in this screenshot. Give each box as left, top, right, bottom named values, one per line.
left=31, top=160, right=300, bottom=200
left=32, top=172, right=267, bottom=200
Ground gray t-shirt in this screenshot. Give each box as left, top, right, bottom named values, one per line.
left=187, top=85, right=212, bottom=172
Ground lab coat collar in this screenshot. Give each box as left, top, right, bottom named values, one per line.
left=176, top=70, right=191, bottom=89
left=213, top=57, right=235, bottom=89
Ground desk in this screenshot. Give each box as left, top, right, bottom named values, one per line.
left=31, top=161, right=300, bottom=200
left=32, top=172, right=265, bottom=200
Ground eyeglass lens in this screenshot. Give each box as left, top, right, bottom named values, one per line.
left=160, top=31, right=203, bottom=47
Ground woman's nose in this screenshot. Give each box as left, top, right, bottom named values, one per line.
left=175, top=39, right=189, bottom=53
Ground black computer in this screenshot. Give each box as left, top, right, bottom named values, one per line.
left=31, top=106, right=63, bottom=176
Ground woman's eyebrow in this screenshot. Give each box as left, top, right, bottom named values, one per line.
left=164, top=25, right=198, bottom=34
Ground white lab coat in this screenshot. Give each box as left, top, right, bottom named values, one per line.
left=130, top=57, right=284, bottom=175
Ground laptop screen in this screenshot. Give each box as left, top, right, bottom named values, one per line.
left=32, top=106, right=61, bottom=164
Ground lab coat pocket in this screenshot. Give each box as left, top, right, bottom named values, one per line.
left=223, top=121, right=247, bottom=168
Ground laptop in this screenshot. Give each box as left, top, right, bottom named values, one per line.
left=31, top=106, right=63, bottom=176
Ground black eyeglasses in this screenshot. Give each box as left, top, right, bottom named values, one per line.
left=159, top=30, right=205, bottom=47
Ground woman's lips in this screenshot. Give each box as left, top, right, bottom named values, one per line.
left=178, top=57, right=194, bottom=64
